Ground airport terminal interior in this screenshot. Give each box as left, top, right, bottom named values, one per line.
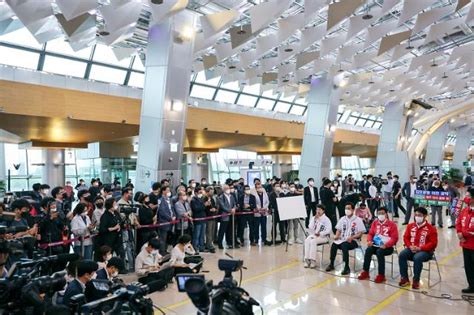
left=0, top=0, right=474, bottom=314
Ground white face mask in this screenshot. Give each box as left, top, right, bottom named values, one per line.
left=151, top=249, right=159, bottom=255
left=377, top=214, right=386, bottom=222
left=201, top=181, right=206, bottom=185
left=81, top=212, right=87, bottom=217
left=166, top=192, right=171, bottom=197
left=113, top=204, right=118, bottom=210
left=245, top=190, right=251, bottom=195
left=415, top=216, right=424, bottom=224
left=290, top=187, right=296, bottom=192
left=111, top=271, right=119, bottom=278
left=345, top=209, right=352, bottom=216
left=224, top=189, right=230, bottom=195
left=230, top=189, right=235, bottom=193
left=197, top=194, right=203, bottom=198
left=43, top=189, right=50, bottom=195
left=308, top=181, right=314, bottom=186
left=106, top=254, right=112, bottom=261
left=191, top=183, right=196, bottom=188
left=294, top=181, right=299, bottom=185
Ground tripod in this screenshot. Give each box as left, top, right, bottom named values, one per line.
left=285, top=218, right=309, bottom=252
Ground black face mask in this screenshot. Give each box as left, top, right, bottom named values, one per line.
left=144, top=201, right=150, bottom=207
left=62, top=193, right=68, bottom=199
left=85, top=196, right=93, bottom=203
left=21, top=212, right=29, bottom=218
left=96, top=202, right=104, bottom=208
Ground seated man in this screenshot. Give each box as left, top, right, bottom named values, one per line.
left=96, top=257, right=124, bottom=280
left=398, top=207, right=438, bottom=289
left=135, top=238, right=174, bottom=288
left=304, top=204, right=332, bottom=268
left=325, top=202, right=366, bottom=275
left=358, top=207, right=399, bottom=283
left=63, top=260, right=98, bottom=307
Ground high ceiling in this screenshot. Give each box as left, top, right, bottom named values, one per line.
left=0, top=0, right=473, bottom=125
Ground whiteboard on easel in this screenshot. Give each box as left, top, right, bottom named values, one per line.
left=276, top=195, right=307, bottom=221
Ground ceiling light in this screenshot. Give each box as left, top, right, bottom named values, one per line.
left=237, top=25, right=246, bottom=35
left=151, top=0, right=164, bottom=4
left=450, top=118, right=456, bottom=123
left=441, top=72, right=448, bottom=79
left=406, top=110, right=413, bottom=116
left=430, top=58, right=438, bottom=67
left=284, top=48, right=293, bottom=52
left=171, top=100, right=184, bottom=112
left=99, top=30, right=110, bottom=36
left=180, top=26, right=195, bottom=41
left=414, top=112, right=419, bottom=117
left=228, top=65, right=236, bottom=69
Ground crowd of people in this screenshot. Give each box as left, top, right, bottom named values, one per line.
left=0, top=170, right=473, bottom=312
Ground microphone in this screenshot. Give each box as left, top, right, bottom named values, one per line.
left=0, top=226, right=27, bottom=235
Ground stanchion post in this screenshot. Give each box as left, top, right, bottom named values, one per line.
left=80, top=235, right=84, bottom=258
left=272, top=209, right=275, bottom=246
left=232, top=213, right=235, bottom=248
left=181, top=218, right=184, bottom=236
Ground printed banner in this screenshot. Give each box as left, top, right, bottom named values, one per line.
left=414, top=190, right=450, bottom=206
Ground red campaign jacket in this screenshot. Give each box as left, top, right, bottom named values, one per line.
left=403, top=221, right=438, bottom=252
left=456, top=206, right=474, bottom=250
left=367, top=219, right=399, bottom=248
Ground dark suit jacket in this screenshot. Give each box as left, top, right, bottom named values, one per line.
left=218, top=193, right=236, bottom=222
left=95, top=268, right=109, bottom=280
left=157, top=197, right=173, bottom=231
left=303, top=186, right=319, bottom=206
left=238, top=194, right=257, bottom=211
left=63, top=279, right=84, bottom=307
left=402, top=182, right=423, bottom=199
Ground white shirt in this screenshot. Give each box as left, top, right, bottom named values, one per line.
left=368, top=184, right=377, bottom=198
left=70, top=215, right=92, bottom=246
left=92, top=208, right=104, bottom=225
left=170, top=244, right=195, bottom=266
left=308, top=214, right=332, bottom=238
left=410, top=183, right=417, bottom=197
left=335, top=215, right=366, bottom=243
left=135, top=248, right=162, bottom=276
left=309, top=186, right=316, bottom=202
left=383, top=179, right=393, bottom=193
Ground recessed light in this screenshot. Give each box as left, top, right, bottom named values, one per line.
left=151, top=0, right=164, bottom=4
left=442, top=72, right=448, bottom=79
left=99, top=30, right=110, bottom=36
left=362, top=13, right=373, bottom=20
left=228, top=65, right=236, bottom=69
left=389, top=89, right=395, bottom=92
left=282, top=79, right=289, bottom=82
left=284, top=48, right=293, bottom=52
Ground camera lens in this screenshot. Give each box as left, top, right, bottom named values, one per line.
left=185, top=278, right=210, bottom=312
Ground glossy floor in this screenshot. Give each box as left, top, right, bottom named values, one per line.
left=140, top=216, right=472, bottom=315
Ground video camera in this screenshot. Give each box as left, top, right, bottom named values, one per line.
left=177, top=259, right=260, bottom=315
left=76, top=280, right=165, bottom=315
left=118, top=204, right=140, bottom=216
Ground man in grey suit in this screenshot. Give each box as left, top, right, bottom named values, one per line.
left=401, top=175, right=422, bottom=225
left=217, top=184, right=237, bottom=249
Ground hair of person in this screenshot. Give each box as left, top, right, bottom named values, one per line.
left=77, top=260, right=98, bottom=277
left=205, top=186, right=214, bottom=193
left=94, top=196, right=104, bottom=203
left=102, top=184, right=112, bottom=193
left=11, top=199, right=30, bottom=211
left=345, top=202, right=355, bottom=209
left=105, top=197, right=115, bottom=210
left=377, top=207, right=388, bottom=213
left=147, top=231, right=158, bottom=242
left=32, top=183, right=41, bottom=192
left=393, top=175, right=399, bottom=179
left=99, top=245, right=112, bottom=261
left=133, top=191, right=144, bottom=203
left=77, top=190, right=89, bottom=200
left=73, top=203, right=87, bottom=216
left=253, top=177, right=260, bottom=183
left=415, top=206, right=428, bottom=216
left=107, top=257, right=124, bottom=271
left=323, top=178, right=332, bottom=186
left=40, top=184, right=51, bottom=190
left=307, top=178, right=314, bottom=183
left=51, top=186, right=63, bottom=198
left=360, top=203, right=366, bottom=207
left=194, top=187, right=203, bottom=194
left=152, top=182, right=161, bottom=191
left=177, top=234, right=192, bottom=244
left=316, top=204, right=326, bottom=211
left=160, top=185, right=170, bottom=193
left=40, top=197, right=55, bottom=210
left=148, top=238, right=160, bottom=249
left=244, top=185, right=250, bottom=189
left=121, top=188, right=130, bottom=196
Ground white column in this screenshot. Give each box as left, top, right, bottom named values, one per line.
left=424, top=123, right=449, bottom=167
left=42, top=149, right=65, bottom=187
left=452, top=126, right=472, bottom=175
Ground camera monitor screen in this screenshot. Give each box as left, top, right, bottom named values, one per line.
left=176, top=274, right=205, bottom=292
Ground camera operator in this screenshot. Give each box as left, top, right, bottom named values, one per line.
left=38, top=198, right=66, bottom=257
left=99, top=198, right=124, bottom=259
left=136, top=193, right=156, bottom=250
left=96, top=256, right=124, bottom=281
left=10, top=199, right=37, bottom=236
left=135, top=238, right=174, bottom=290
left=118, top=187, right=137, bottom=272
left=63, top=260, right=98, bottom=308
left=70, top=203, right=95, bottom=260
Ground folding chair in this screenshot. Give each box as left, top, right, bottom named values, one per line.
left=302, top=240, right=330, bottom=269
left=408, top=253, right=442, bottom=288
left=371, top=246, right=400, bottom=279
left=336, top=245, right=365, bottom=271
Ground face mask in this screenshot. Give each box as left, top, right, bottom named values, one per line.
left=166, top=192, right=171, bottom=197
left=345, top=209, right=352, bottom=216
left=377, top=214, right=386, bottom=222
left=290, top=187, right=296, bottom=192
left=308, top=181, right=314, bottom=186
left=43, top=189, right=50, bottom=195
left=258, top=188, right=264, bottom=193
left=106, top=254, right=112, bottom=261
left=113, top=204, right=119, bottom=210
left=275, top=187, right=281, bottom=193
left=50, top=207, right=57, bottom=213
left=96, top=202, right=104, bottom=208
left=245, top=190, right=251, bottom=195
left=197, top=194, right=203, bottom=199
left=151, top=249, right=159, bottom=255
left=230, top=189, right=235, bottom=193
left=112, top=271, right=119, bottom=278
left=191, top=183, right=196, bottom=188
left=201, top=181, right=206, bottom=185
left=225, top=189, right=231, bottom=194
left=415, top=216, right=424, bottom=224
left=294, top=181, right=299, bottom=185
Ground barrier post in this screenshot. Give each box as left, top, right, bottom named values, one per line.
left=181, top=218, right=184, bottom=236
left=80, top=235, right=85, bottom=258
left=272, top=209, right=276, bottom=246
left=232, top=213, right=235, bottom=248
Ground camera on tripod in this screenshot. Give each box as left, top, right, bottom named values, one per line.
left=119, top=204, right=140, bottom=216
left=177, top=259, right=260, bottom=315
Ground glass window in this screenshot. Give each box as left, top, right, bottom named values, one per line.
left=274, top=102, right=291, bottom=113
left=0, top=46, right=39, bottom=69
left=373, top=122, right=382, bottom=129
left=43, top=56, right=87, bottom=77
left=346, top=116, right=358, bottom=125
left=339, top=110, right=351, bottom=123
left=355, top=118, right=366, bottom=127
left=256, top=98, right=275, bottom=110
left=279, top=93, right=296, bottom=103
left=195, top=71, right=220, bottom=86
left=295, top=96, right=307, bottom=105
left=214, top=90, right=238, bottom=103
left=236, top=94, right=258, bottom=107
left=220, top=80, right=240, bottom=91
left=262, top=89, right=278, bottom=98
left=242, top=83, right=261, bottom=95
left=364, top=120, right=375, bottom=128
left=128, top=71, right=145, bottom=88
left=132, top=56, right=145, bottom=71
left=45, top=38, right=92, bottom=59
left=89, top=65, right=127, bottom=84
left=93, top=44, right=132, bottom=67
left=190, top=84, right=215, bottom=99
left=289, top=105, right=305, bottom=115
left=0, top=27, right=42, bottom=49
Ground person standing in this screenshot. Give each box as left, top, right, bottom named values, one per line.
left=382, top=172, right=394, bottom=214
left=269, top=183, right=286, bottom=244
left=70, top=203, right=94, bottom=260
left=320, top=178, right=338, bottom=233
left=402, top=176, right=422, bottom=225
left=358, top=207, right=399, bottom=283
left=392, top=175, right=406, bottom=218
left=217, top=185, right=237, bottom=249
left=303, top=204, right=332, bottom=268
left=285, top=183, right=302, bottom=245
left=238, top=185, right=256, bottom=245
left=303, top=178, right=319, bottom=228
left=157, top=186, right=175, bottom=255
left=430, top=180, right=445, bottom=228
left=456, top=190, right=474, bottom=293
left=253, top=182, right=271, bottom=246
left=99, top=198, right=123, bottom=258
left=191, top=187, right=207, bottom=253
left=204, top=187, right=218, bottom=253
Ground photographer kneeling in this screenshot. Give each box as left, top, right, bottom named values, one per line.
left=171, top=234, right=203, bottom=275
left=135, top=238, right=174, bottom=290
left=63, top=260, right=98, bottom=307
left=96, top=257, right=124, bottom=281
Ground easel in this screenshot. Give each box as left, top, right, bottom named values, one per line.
left=285, top=218, right=309, bottom=252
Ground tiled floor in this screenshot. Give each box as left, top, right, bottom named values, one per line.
left=138, top=216, right=473, bottom=315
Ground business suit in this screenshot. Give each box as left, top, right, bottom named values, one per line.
left=217, top=193, right=236, bottom=247
left=238, top=193, right=256, bottom=243
left=174, top=200, right=191, bottom=231
left=402, top=182, right=422, bottom=224
left=63, top=279, right=84, bottom=307
left=253, top=191, right=270, bottom=244
left=269, top=191, right=286, bottom=242
left=95, top=268, right=109, bottom=280
left=392, top=180, right=405, bottom=217
left=303, top=186, right=319, bottom=228
left=157, top=197, right=174, bottom=254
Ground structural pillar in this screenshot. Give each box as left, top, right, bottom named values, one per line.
left=272, top=155, right=293, bottom=179
left=42, top=149, right=65, bottom=187
left=424, top=123, right=449, bottom=168
left=186, top=153, right=209, bottom=182
left=374, top=101, right=410, bottom=182
left=0, top=143, right=5, bottom=183
left=299, top=76, right=340, bottom=186
left=452, top=125, right=472, bottom=175
left=135, top=11, right=196, bottom=192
